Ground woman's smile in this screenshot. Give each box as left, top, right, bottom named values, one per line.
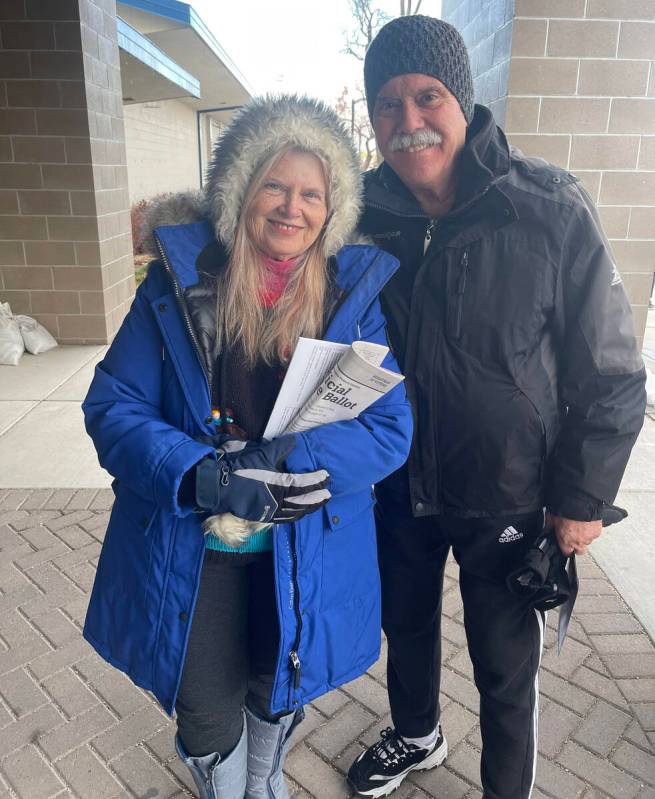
left=248, top=150, right=328, bottom=260
left=267, top=219, right=304, bottom=234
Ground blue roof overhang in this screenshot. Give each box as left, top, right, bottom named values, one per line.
left=116, top=0, right=253, bottom=109
left=117, top=17, right=200, bottom=103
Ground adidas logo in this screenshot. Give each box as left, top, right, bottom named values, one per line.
left=499, top=526, right=523, bottom=543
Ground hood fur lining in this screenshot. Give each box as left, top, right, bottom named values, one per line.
left=205, top=95, right=362, bottom=258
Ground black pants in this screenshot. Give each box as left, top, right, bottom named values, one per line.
left=175, top=550, right=284, bottom=758
left=376, top=483, right=546, bottom=799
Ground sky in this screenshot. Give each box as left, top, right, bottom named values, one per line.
left=190, top=0, right=443, bottom=106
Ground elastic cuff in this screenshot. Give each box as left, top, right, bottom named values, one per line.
left=546, top=488, right=603, bottom=522
left=195, top=456, right=220, bottom=511
left=154, top=439, right=215, bottom=516
left=178, top=464, right=199, bottom=508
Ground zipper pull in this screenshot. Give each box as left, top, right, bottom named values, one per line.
left=423, top=219, right=436, bottom=254
left=457, top=251, right=469, bottom=294
left=289, top=651, right=302, bottom=688
left=220, top=462, right=230, bottom=487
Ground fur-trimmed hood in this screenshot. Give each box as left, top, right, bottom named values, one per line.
left=142, top=95, right=363, bottom=258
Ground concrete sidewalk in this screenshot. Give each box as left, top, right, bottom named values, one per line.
left=0, top=320, right=653, bottom=798
left=593, top=308, right=655, bottom=643
left=0, top=345, right=110, bottom=489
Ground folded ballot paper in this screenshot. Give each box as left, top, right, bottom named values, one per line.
left=263, top=337, right=404, bottom=440
left=203, top=338, right=403, bottom=545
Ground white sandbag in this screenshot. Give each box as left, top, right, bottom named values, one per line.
left=16, top=314, right=58, bottom=355
left=0, top=302, right=25, bottom=366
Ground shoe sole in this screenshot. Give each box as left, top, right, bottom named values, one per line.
left=349, top=738, right=448, bottom=798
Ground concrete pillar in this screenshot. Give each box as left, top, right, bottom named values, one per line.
left=0, top=0, right=134, bottom=344
left=441, top=0, right=655, bottom=349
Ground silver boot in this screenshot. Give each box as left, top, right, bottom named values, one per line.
left=176, top=713, right=247, bottom=799
left=244, top=706, right=304, bottom=799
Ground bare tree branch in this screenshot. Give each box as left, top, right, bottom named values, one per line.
left=338, top=0, right=391, bottom=168
left=402, top=0, right=423, bottom=14
left=363, top=134, right=375, bottom=170
left=343, top=0, right=389, bottom=60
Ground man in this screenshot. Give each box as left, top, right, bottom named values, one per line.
left=347, top=15, right=646, bottom=799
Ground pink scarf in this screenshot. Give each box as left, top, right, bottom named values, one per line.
left=259, top=254, right=300, bottom=307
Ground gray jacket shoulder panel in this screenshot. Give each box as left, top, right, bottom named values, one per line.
left=505, top=147, right=578, bottom=207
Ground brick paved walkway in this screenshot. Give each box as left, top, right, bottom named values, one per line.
left=0, top=489, right=653, bottom=799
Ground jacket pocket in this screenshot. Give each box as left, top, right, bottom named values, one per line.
left=321, top=489, right=378, bottom=610
left=112, top=479, right=159, bottom=536
left=87, top=480, right=162, bottom=669
left=324, top=488, right=375, bottom=531
left=516, top=387, right=547, bottom=483
left=447, top=249, right=469, bottom=340
left=110, top=480, right=161, bottom=615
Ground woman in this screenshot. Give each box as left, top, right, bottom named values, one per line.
left=82, top=95, right=412, bottom=799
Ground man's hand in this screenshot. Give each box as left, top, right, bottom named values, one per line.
left=546, top=512, right=602, bottom=556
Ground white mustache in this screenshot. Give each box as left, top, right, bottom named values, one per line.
left=388, top=129, right=443, bottom=152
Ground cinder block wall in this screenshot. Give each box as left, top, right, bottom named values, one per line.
left=442, top=0, right=516, bottom=124
left=123, top=98, right=199, bottom=204
left=442, top=0, right=655, bottom=349
left=0, top=0, right=134, bottom=344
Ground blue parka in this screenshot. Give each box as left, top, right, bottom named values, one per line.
left=82, top=221, right=413, bottom=716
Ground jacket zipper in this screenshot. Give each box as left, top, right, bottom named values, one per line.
left=288, top=524, right=303, bottom=697
left=154, top=232, right=213, bottom=401
left=535, top=409, right=547, bottom=484
left=449, top=250, right=469, bottom=339
left=424, top=219, right=436, bottom=254
left=538, top=415, right=547, bottom=484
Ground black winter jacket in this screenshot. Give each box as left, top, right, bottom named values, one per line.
left=360, top=105, right=646, bottom=521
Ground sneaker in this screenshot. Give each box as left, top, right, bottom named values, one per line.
left=347, top=725, right=448, bottom=797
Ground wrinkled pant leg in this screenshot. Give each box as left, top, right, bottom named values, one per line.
left=451, top=512, right=545, bottom=799
left=175, top=553, right=250, bottom=758
left=376, top=486, right=450, bottom=738
left=460, top=571, right=544, bottom=799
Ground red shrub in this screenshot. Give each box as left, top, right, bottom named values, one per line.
left=130, top=198, right=149, bottom=254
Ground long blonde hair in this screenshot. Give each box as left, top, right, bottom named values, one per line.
left=218, top=146, right=331, bottom=367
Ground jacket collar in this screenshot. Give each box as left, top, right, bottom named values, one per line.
left=153, top=221, right=216, bottom=289
left=153, top=222, right=399, bottom=301
left=152, top=221, right=400, bottom=357
left=364, top=104, right=511, bottom=220
left=456, top=104, right=510, bottom=204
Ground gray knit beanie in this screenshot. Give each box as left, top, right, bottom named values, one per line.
left=364, top=15, right=474, bottom=124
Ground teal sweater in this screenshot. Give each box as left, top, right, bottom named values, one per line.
left=205, top=526, right=272, bottom=553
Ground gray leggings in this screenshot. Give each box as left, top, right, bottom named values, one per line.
left=175, top=550, right=286, bottom=757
